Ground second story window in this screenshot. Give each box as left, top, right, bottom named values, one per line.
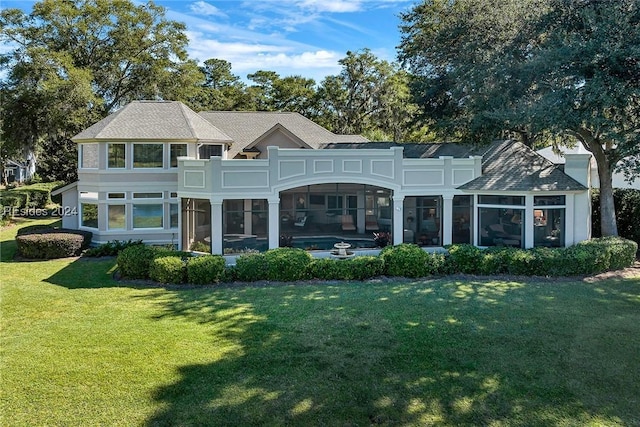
left=108, top=143, right=126, bottom=168
left=170, top=144, right=188, bottom=167
left=80, top=144, right=98, bottom=169
left=198, top=144, right=222, bottom=159
left=134, top=144, right=163, bottom=168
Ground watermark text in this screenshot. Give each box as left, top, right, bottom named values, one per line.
left=1, top=206, right=78, bottom=218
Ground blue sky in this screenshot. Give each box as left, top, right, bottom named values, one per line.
left=3, top=0, right=416, bottom=82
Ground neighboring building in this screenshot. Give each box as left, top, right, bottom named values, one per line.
left=538, top=144, right=640, bottom=190
left=54, top=100, right=592, bottom=254
left=3, top=156, right=35, bottom=184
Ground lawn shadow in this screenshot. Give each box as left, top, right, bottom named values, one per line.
left=42, top=256, right=126, bottom=289
left=0, top=238, right=18, bottom=262
left=143, top=279, right=640, bottom=426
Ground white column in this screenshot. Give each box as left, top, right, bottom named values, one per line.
left=268, top=198, right=280, bottom=250
left=565, top=193, right=577, bottom=245
left=392, top=195, right=404, bottom=246
left=177, top=198, right=183, bottom=250
left=525, top=195, right=534, bottom=248
left=442, top=194, right=453, bottom=246
left=210, top=199, right=223, bottom=254
left=357, top=191, right=366, bottom=235
left=243, top=199, right=253, bottom=234
left=472, top=194, right=479, bottom=246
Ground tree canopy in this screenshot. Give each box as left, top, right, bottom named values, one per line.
left=398, top=0, right=640, bottom=235
left=0, top=0, right=425, bottom=182
left=1, top=0, right=202, bottom=180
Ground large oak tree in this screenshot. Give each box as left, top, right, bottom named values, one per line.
left=399, top=0, right=640, bottom=236
left=1, top=0, right=202, bottom=181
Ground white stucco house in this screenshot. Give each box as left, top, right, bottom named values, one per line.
left=53, top=100, right=592, bottom=254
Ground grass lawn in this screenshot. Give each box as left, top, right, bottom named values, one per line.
left=1, top=219, right=639, bottom=426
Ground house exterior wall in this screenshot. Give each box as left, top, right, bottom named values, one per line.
left=60, top=189, right=79, bottom=229
left=177, top=146, right=589, bottom=254
left=249, top=132, right=312, bottom=159
left=73, top=141, right=196, bottom=245
left=61, top=140, right=590, bottom=252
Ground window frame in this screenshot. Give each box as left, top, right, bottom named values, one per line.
left=133, top=143, right=164, bottom=169
left=107, top=204, right=126, bottom=230
left=79, top=143, right=99, bottom=169
left=132, top=203, right=164, bottom=229
left=170, top=143, right=188, bottom=168
left=80, top=203, right=99, bottom=229
left=108, top=143, right=126, bottom=169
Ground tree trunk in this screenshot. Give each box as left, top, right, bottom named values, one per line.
left=584, top=137, right=618, bottom=237
left=595, top=162, right=618, bottom=237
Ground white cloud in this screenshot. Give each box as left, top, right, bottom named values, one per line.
left=163, top=0, right=412, bottom=82
left=298, top=0, right=363, bottom=13
left=185, top=31, right=341, bottom=81
left=189, top=1, right=226, bottom=17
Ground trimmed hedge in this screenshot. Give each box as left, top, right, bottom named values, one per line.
left=263, top=247, right=313, bottom=281
left=306, top=256, right=384, bottom=281
left=85, top=240, right=144, bottom=257
left=16, top=228, right=93, bottom=259
left=150, top=256, right=186, bottom=284
left=187, top=255, right=226, bottom=284
left=111, top=237, right=636, bottom=285
left=442, top=237, right=637, bottom=277
left=116, top=245, right=192, bottom=280
left=235, top=253, right=269, bottom=282
left=117, top=245, right=158, bottom=279
left=0, top=182, right=61, bottom=213
left=445, top=244, right=484, bottom=274
left=379, top=244, right=448, bottom=278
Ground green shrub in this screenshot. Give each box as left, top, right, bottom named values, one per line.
left=476, top=246, right=509, bottom=275
left=503, top=249, right=539, bottom=276
left=149, top=256, right=186, bottom=284
left=116, top=245, right=193, bottom=280
left=235, top=252, right=268, bottom=282
left=24, top=188, right=49, bottom=209
left=425, top=251, right=450, bottom=275
left=85, top=240, right=144, bottom=257
left=16, top=229, right=93, bottom=259
left=0, top=193, right=27, bottom=210
left=117, top=244, right=158, bottom=279
left=187, top=255, right=226, bottom=284
left=564, top=244, right=607, bottom=275
left=567, top=237, right=637, bottom=275
left=344, top=256, right=384, bottom=280
left=525, top=247, right=568, bottom=276
left=189, top=241, right=210, bottom=253
left=593, top=188, right=640, bottom=249
left=306, top=256, right=383, bottom=281
left=600, top=236, right=638, bottom=270
left=14, top=226, right=92, bottom=259
left=16, top=224, right=59, bottom=236
left=380, top=244, right=430, bottom=278
left=0, top=186, right=52, bottom=212
left=445, top=244, right=484, bottom=274
left=263, top=247, right=313, bottom=281
left=221, top=266, right=238, bottom=283
left=306, top=258, right=344, bottom=280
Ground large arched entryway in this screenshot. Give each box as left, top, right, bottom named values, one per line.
left=278, top=183, right=392, bottom=250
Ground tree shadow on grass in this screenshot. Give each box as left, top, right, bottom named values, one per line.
left=38, top=256, right=126, bottom=289
left=143, top=279, right=640, bottom=426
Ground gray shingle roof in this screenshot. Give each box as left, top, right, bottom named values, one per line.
left=322, top=141, right=482, bottom=158
left=72, top=101, right=233, bottom=142
left=324, top=140, right=587, bottom=192
left=199, top=111, right=368, bottom=158
left=458, top=140, right=586, bottom=192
